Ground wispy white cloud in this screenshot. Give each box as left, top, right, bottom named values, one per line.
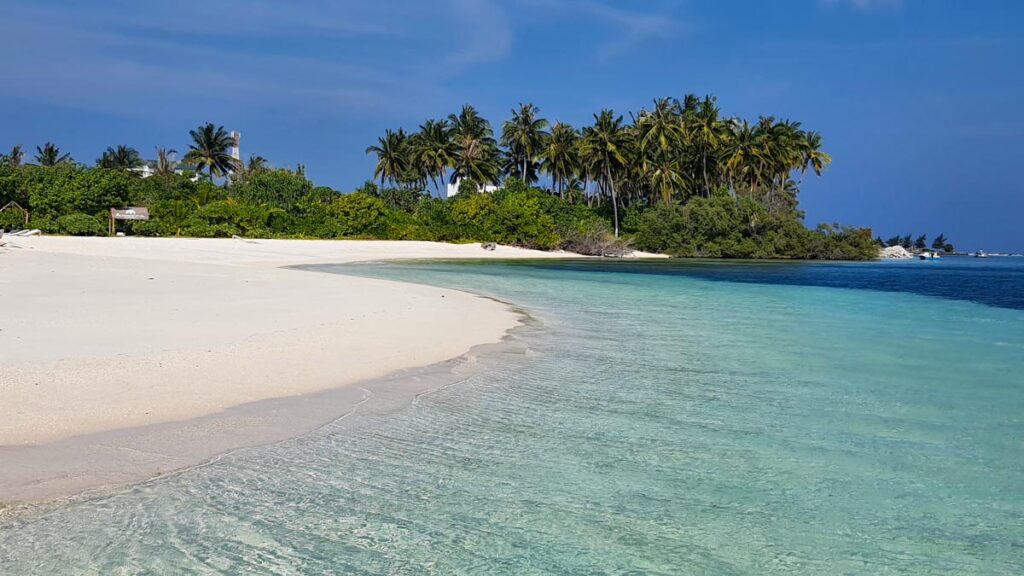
left=0, top=1, right=509, bottom=118
left=516, top=0, right=687, bottom=60
left=442, top=0, right=514, bottom=74
left=820, top=0, right=903, bottom=12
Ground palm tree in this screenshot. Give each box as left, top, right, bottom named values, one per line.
left=184, top=123, right=238, bottom=180
left=448, top=105, right=500, bottom=188
left=500, top=103, right=549, bottom=184
left=636, top=97, right=684, bottom=158
left=154, top=147, right=179, bottom=177
left=722, top=120, right=759, bottom=196
left=247, top=155, right=269, bottom=172
left=637, top=98, right=686, bottom=204
left=35, top=142, right=72, bottom=166
left=581, top=110, right=631, bottom=236
left=97, top=145, right=142, bottom=169
left=799, top=131, right=832, bottom=179
left=365, top=128, right=409, bottom=189
left=408, top=119, right=454, bottom=196
left=648, top=156, right=686, bottom=205
left=539, top=122, right=580, bottom=198
left=4, top=145, right=24, bottom=168
left=687, top=96, right=725, bottom=197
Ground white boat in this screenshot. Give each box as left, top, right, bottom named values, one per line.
left=974, top=250, right=988, bottom=258
left=919, top=252, right=941, bottom=260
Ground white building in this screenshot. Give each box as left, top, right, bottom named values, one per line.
left=128, top=162, right=201, bottom=182
left=446, top=177, right=499, bottom=199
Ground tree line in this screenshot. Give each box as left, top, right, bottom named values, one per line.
left=1, top=97, right=878, bottom=260
left=879, top=233, right=955, bottom=253
left=367, top=96, right=833, bottom=237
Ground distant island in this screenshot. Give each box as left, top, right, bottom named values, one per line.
left=1, top=95, right=880, bottom=260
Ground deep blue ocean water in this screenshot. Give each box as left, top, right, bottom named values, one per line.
left=2, top=256, right=1022, bottom=574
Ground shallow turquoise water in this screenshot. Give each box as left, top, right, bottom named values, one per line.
left=2, top=258, right=1023, bottom=574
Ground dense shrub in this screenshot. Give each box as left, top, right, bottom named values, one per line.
left=633, top=194, right=874, bottom=260
left=24, top=165, right=135, bottom=217
left=232, top=169, right=312, bottom=210
left=57, top=213, right=105, bottom=236
left=0, top=208, right=27, bottom=230
left=327, top=192, right=393, bottom=238
left=806, top=223, right=878, bottom=260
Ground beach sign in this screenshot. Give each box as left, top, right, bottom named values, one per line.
left=109, top=207, right=150, bottom=235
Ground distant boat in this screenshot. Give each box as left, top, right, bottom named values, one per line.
left=974, top=250, right=988, bottom=258
left=919, top=252, right=941, bottom=260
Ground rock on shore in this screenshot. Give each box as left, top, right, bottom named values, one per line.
left=879, top=245, right=913, bottom=259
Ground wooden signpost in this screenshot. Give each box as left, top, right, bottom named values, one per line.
left=109, top=207, right=150, bottom=235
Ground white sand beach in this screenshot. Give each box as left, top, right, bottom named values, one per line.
left=0, top=236, right=578, bottom=503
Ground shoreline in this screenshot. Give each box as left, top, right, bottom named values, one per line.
left=0, top=306, right=540, bottom=510
left=0, top=236, right=562, bottom=506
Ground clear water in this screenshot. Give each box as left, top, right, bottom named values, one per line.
left=3, top=257, right=1023, bottom=575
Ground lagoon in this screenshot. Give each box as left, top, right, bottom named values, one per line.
left=2, top=257, right=1022, bottom=574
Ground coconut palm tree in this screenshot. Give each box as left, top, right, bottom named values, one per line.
left=408, top=119, right=454, bottom=196
left=580, top=110, right=631, bottom=236
left=247, top=155, right=269, bottom=172
left=539, top=122, right=580, bottom=198
left=648, top=156, right=686, bottom=206
left=799, top=131, right=832, bottom=178
left=687, top=96, right=725, bottom=197
left=184, top=123, right=238, bottom=180
left=97, top=145, right=142, bottom=169
left=636, top=98, right=686, bottom=204
left=448, top=105, right=500, bottom=187
left=636, top=97, right=684, bottom=158
left=35, top=142, right=72, bottom=166
left=365, top=128, right=409, bottom=189
left=154, top=147, right=179, bottom=177
left=4, top=145, right=24, bottom=168
left=500, top=103, right=549, bottom=184
left=722, top=120, right=760, bottom=196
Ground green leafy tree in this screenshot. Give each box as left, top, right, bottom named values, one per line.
left=231, top=168, right=312, bottom=210
left=24, top=164, right=135, bottom=216
left=328, top=192, right=393, bottom=237
left=932, top=233, right=954, bottom=253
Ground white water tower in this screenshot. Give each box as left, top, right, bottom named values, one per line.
left=230, top=131, right=242, bottom=163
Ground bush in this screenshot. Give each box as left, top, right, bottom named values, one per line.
left=561, top=219, right=631, bottom=256
left=25, top=165, right=135, bottom=217
left=492, top=191, right=559, bottom=249
left=633, top=195, right=797, bottom=258
left=328, top=193, right=393, bottom=237
left=0, top=208, right=27, bottom=230
left=232, top=169, right=313, bottom=210
left=806, top=223, right=878, bottom=260
left=57, top=213, right=105, bottom=236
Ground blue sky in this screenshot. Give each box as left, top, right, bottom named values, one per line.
left=2, top=0, right=1022, bottom=250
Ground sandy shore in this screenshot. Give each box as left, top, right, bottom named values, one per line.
left=0, top=236, right=575, bottom=503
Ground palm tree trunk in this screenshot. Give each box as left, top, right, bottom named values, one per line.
left=606, top=166, right=619, bottom=237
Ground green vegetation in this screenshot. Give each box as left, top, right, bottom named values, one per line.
left=0, top=96, right=879, bottom=259
left=878, top=233, right=955, bottom=253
